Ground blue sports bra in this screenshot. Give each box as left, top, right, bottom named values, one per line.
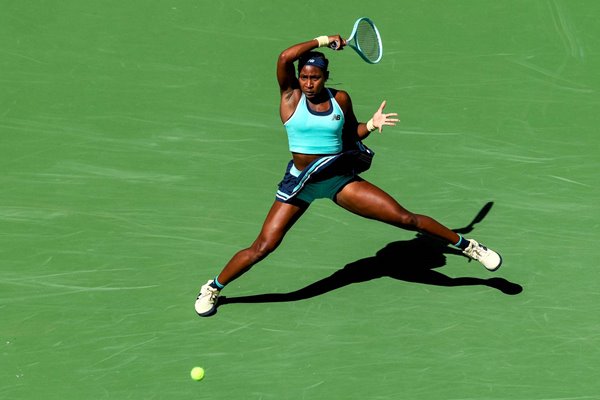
left=284, top=89, right=345, bottom=154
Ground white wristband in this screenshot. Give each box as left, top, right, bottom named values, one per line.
left=314, top=36, right=329, bottom=48
left=366, top=118, right=377, bottom=132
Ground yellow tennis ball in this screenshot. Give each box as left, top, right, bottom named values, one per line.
left=190, top=367, right=205, bottom=381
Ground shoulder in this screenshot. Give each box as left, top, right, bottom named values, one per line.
left=330, top=89, right=352, bottom=113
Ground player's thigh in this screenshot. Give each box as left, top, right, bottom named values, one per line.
left=335, top=179, right=413, bottom=225
left=258, top=200, right=308, bottom=245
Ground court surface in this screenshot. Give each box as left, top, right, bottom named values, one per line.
left=2, top=1, right=599, bottom=399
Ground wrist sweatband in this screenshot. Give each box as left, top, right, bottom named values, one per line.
left=314, top=36, right=329, bottom=48
left=366, top=118, right=377, bottom=132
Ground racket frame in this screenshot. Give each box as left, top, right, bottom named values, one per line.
left=331, top=17, right=383, bottom=64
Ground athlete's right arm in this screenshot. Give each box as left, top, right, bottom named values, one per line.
left=277, top=40, right=317, bottom=94
left=277, top=40, right=319, bottom=123
left=276, top=36, right=342, bottom=94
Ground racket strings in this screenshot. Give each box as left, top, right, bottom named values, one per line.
left=354, top=20, right=381, bottom=62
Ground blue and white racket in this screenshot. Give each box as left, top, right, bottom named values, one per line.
left=331, top=17, right=383, bottom=64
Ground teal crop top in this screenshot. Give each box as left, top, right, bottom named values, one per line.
left=284, top=89, right=345, bottom=154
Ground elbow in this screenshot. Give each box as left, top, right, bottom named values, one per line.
left=278, top=50, right=294, bottom=66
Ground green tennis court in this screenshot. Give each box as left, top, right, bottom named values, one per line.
left=2, top=1, right=599, bottom=398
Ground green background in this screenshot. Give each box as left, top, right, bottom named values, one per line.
left=2, top=1, right=599, bottom=399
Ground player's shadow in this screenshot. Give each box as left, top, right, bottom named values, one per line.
left=218, top=202, right=522, bottom=310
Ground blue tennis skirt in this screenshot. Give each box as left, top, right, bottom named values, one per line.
left=275, top=141, right=374, bottom=205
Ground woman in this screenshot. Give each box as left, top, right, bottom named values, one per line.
left=195, top=34, right=502, bottom=316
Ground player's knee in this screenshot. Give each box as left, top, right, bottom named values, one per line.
left=396, top=211, right=418, bottom=229
left=251, top=236, right=280, bottom=260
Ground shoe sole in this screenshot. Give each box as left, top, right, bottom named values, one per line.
left=196, top=308, right=216, bottom=317
left=195, top=298, right=218, bottom=317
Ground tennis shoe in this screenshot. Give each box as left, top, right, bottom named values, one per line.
left=195, top=280, right=220, bottom=317
left=463, top=239, right=502, bottom=271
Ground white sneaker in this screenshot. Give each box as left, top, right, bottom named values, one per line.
left=463, top=239, right=502, bottom=271
left=195, top=280, right=220, bottom=317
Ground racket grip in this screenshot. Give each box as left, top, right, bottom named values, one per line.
left=329, top=40, right=341, bottom=50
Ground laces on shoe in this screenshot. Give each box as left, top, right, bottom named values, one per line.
left=472, top=245, right=487, bottom=259
left=463, top=240, right=484, bottom=261
left=199, top=286, right=219, bottom=303
left=206, top=288, right=219, bottom=302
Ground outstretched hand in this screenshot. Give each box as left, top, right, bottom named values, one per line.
left=372, top=100, right=399, bottom=132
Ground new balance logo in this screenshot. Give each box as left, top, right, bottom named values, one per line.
left=332, top=114, right=341, bottom=121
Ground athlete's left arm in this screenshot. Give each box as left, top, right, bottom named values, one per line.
left=336, top=91, right=399, bottom=141
left=336, top=90, right=369, bottom=141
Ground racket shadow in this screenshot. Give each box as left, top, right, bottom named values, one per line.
left=218, top=202, right=522, bottom=310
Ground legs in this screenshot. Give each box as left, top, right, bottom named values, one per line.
left=213, top=179, right=462, bottom=286
left=216, top=200, right=308, bottom=286
left=335, top=179, right=460, bottom=244
left=196, top=178, right=501, bottom=316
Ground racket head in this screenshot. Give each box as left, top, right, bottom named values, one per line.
left=346, top=17, right=383, bottom=64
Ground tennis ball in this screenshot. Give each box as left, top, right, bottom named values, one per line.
left=190, top=367, right=205, bottom=381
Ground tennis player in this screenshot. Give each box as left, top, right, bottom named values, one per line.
left=195, top=35, right=502, bottom=316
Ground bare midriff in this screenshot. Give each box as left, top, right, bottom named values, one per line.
left=292, top=152, right=335, bottom=171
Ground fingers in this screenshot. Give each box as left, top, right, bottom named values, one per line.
left=377, top=113, right=400, bottom=133
left=329, top=35, right=346, bottom=51
left=378, top=120, right=398, bottom=132
left=330, top=40, right=343, bottom=50
left=374, top=100, right=400, bottom=132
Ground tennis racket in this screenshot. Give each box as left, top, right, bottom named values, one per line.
left=330, top=17, right=383, bottom=64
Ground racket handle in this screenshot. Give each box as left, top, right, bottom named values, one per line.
left=329, top=39, right=344, bottom=50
